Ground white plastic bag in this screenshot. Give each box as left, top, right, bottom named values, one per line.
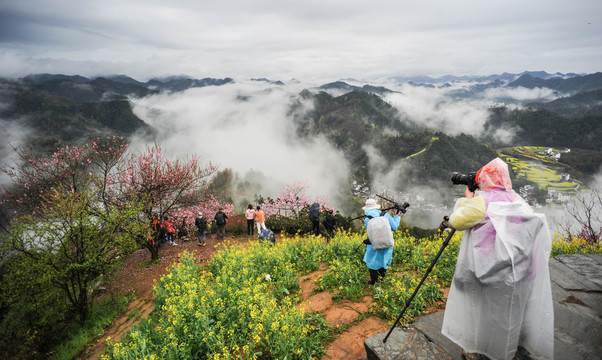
left=367, top=216, right=394, bottom=250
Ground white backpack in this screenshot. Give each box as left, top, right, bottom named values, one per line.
left=367, top=216, right=394, bottom=249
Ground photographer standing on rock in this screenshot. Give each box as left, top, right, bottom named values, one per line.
left=441, top=158, right=554, bottom=360
left=362, top=198, right=401, bottom=285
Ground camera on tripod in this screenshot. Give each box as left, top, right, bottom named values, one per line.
left=451, top=172, right=478, bottom=192
left=394, top=202, right=410, bottom=214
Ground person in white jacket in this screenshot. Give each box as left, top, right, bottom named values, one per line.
left=441, top=158, right=554, bottom=360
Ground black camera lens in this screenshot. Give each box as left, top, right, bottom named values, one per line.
left=451, top=172, right=478, bottom=191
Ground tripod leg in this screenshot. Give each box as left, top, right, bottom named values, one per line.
left=383, top=229, right=456, bottom=343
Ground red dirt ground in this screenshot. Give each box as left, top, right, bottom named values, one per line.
left=81, top=234, right=447, bottom=360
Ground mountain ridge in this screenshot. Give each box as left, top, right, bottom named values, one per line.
left=2, top=71, right=601, bottom=214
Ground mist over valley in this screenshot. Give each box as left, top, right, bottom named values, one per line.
left=2, top=71, right=601, bottom=231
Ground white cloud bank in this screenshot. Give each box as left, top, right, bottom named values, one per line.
left=129, top=81, right=349, bottom=199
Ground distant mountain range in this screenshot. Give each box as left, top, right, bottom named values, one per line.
left=20, top=71, right=601, bottom=111
left=20, top=73, right=235, bottom=99
left=389, top=70, right=585, bottom=85
left=2, top=71, right=601, bottom=214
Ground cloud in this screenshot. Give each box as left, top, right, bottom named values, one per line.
left=491, top=126, right=520, bottom=145
left=481, top=86, right=559, bottom=102
left=129, top=80, right=349, bottom=201
left=383, top=84, right=492, bottom=136
left=0, top=119, right=33, bottom=185
left=380, top=80, right=572, bottom=139
left=1, top=1, right=601, bottom=81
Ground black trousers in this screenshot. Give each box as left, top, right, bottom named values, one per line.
left=369, top=268, right=387, bottom=284
left=247, top=220, right=254, bottom=235
left=311, top=220, right=320, bottom=236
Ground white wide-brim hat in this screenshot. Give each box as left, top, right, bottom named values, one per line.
left=362, top=198, right=380, bottom=210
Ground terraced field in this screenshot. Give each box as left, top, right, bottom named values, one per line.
left=499, top=146, right=581, bottom=194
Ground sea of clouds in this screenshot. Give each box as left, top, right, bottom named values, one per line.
left=126, top=78, right=585, bottom=228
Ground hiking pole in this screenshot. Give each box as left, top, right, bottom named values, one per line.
left=383, top=228, right=456, bottom=343
left=353, top=239, right=369, bottom=253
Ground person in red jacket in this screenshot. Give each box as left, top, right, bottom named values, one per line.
left=163, top=216, right=177, bottom=246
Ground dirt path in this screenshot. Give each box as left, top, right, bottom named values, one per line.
left=82, top=234, right=447, bottom=360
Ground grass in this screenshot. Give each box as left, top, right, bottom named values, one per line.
left=139, top=255, right=163, bottom=268
left=52, top=294, right=134, bottom=360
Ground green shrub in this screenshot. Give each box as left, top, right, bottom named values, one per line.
left=266, top=212, right=313, bottom=235
left=0, top=253, right=71, bottom=359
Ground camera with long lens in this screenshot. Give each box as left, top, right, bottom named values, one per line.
left=394, top=202, right=410, bottom=214
left=451, top=172, right=478, bottom=192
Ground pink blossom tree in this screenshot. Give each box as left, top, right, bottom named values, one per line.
left=260, top=182, right=333, bottom=218
left=110, top=144, right=219, bottom=259
left=2, top=135, right=128, bottom=218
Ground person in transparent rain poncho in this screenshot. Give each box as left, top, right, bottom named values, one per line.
left=441, top=158, right=554, bottom=360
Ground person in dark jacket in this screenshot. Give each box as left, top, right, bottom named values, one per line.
left=195, top=212, right=208, bottom=246
left=309, top=202, right=320, bottom=236
left=322, top=210, right=338, bottom=240
left=214, top=208, right=228, bottom=240
left=178, top=217, right=189, bottom=239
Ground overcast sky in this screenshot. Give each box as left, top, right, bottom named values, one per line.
left=1, top=0, right=601, bottom=82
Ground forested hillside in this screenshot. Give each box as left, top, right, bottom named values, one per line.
left=484, top=107, right=601, bottom=152
left=0, top=78, right=155, bottom=155
left=508, top=72, right=602, bottom=93
left=291, top=89, right=498, bottom=190
left=291, top=80, right=601, bottom=199
left=526, top=88, right=602, bottom=117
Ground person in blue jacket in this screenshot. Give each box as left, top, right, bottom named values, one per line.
left=362, top=198, right=401, bottom=285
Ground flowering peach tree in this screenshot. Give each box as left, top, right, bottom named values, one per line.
left=260, top=182, right=333, bottom=217
left=1, top=136, right=145, bottom=322
left=109, top=144, right=220, bottom=259
left=259, top=182, right=334, bottom=234
left=2, top=135, right=128, bottom=217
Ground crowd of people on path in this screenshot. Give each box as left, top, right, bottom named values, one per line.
left=148, top=202, right=287, bottom=248
left=149, top=215, right=180, bottom=248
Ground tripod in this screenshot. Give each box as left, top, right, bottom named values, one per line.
left=383, top=228, right=456, bottom=343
